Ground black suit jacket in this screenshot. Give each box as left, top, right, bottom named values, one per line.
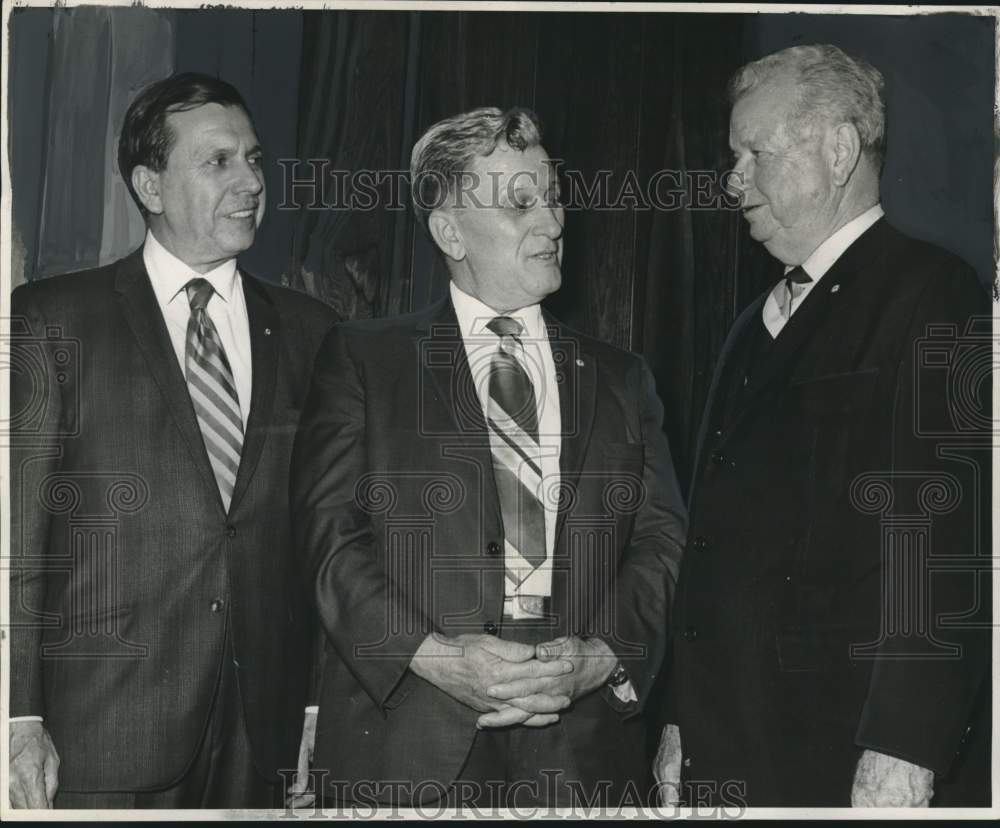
left=290, top=295, right=687, bottom=804
left=672, top=219, right=991, bottom=805
left=9, top=249, right=337, bottom=791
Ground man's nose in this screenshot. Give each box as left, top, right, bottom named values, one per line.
left=237, top=160, right=265, bottom=194
left=731, top=156, right=753, bottom=189
left=535, top=203, right=564, bottom=238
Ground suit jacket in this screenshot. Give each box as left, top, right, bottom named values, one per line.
left=290, top=295, right=687, bottom=804
left=672, top=219, right=991, bottom=805
left=9, top=248, right=338, bottom=791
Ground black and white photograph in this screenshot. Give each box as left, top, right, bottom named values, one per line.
left=2, top=0, right=996, bottom=818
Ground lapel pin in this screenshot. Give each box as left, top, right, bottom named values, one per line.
left=830, top=285, right=840, bottom=294
left=575, top=358, right=585, bottom=367
left=264, top=327, right=272, bottom=336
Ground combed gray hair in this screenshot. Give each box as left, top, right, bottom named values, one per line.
left=409, top=106, right=543, bottom=230
left=729, top=44, right=886, bottom=166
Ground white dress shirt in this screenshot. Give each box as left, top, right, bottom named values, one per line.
left=450, top=281, right=561, bottom=605
left=143, top=229, right=253, bottom=425
left=763, top=204, right=884, bottom=339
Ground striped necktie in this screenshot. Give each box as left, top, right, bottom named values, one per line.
left=778, top=265, right=813, bottom=320
left=184, top=278, right=244, bottom=511
left=485, top=316, right=547, bottom=592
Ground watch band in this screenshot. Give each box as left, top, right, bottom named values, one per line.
left=607, top=662, right=629, bottom=688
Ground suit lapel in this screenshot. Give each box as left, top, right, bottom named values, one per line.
left=228, top=275, right=279, bottom=514
left=114, top=249, right=223, bottom=512
left=416, top=297, right=502, bottom=524
left=723, top=218, right=887, bottom=437
left=548, top=318, right=597, bottom=544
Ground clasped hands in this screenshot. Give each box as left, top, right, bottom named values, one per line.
left=409, top=633, right=617, bottom=729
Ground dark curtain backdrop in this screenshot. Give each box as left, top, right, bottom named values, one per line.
left=288, top=10, right=994, bottom=493
left=289, top=11, right=773, bottom=489
left=9, top=8, right=994, bottom=493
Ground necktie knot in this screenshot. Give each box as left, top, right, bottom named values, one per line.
left=784, top=266, right=812, bottom=287
left=487, top=315, right=524, bottom=340
left=184, top=278, right=215, bottom=312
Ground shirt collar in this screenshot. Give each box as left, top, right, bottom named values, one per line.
left=792, top=203, right=884, bottom=282
left=143, top=229, right=240, bottom=307
left=449, top=281, right=545, bottom=341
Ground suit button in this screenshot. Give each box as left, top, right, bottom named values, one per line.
left=683, top=626, right=698, bottom=641
left=486, top=541, right=501, bottom=557
left=226, top=526, right=237, bottom=538
left=713, top=429, right=722, bottom=439
left=483, top=622, right=499, bottom=635
left=210, top=598, right=225, bottom=613
left=692, top=537, right=708, bottom=552
left=710, top=451, right=725, bottom=465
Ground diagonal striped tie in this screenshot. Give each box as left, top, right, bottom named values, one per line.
left=486, top=316, right=546, bottom=592
left=184, top=278, right=243, bottom=511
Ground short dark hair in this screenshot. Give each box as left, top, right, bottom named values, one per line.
left=118, top=72, right=253, bottom=216
left=409, top=106, right=543, bottom=230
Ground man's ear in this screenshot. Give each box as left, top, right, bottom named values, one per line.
left=427, top=210, right=465, bottom=262
left=830, top=122, right=862, bottom=187
left=131, top=166, right=164, bottom=215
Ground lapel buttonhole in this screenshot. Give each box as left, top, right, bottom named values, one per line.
left=830, top=285, right=840, bottom=294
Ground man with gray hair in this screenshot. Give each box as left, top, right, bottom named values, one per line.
left=292, top=106, right=686, bottom=808
left=658, top=44, right=989, bottom=807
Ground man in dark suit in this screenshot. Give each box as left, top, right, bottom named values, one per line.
left=8, top=73, right=336, bottom=808
left=658, top=44, right=991, bottom=807
left=291, top=107, right=687, bottom=808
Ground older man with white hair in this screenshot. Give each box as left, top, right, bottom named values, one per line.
left=658, top=44, right=989, bottom=808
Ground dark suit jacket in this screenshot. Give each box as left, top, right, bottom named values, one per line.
left=9, top=248, right=337, bottom=791
left=290, top=295, right=687, bottom=804
left=672, top=219, right=991, bottom=806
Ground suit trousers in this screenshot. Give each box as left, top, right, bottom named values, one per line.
left=55, top=623, right=279, bottom=810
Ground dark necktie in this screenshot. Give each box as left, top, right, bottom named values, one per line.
left=184, top=278, right=244, bottom=510
left=485, top=316, right=546, bottom=587
left=778, top=265, right=813, bottom=320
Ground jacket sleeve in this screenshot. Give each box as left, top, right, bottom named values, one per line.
left=290, top=326, right=438, bottom=712
left=9, top=285, right=66, bottom=718
left=588, top=355, right=688, bottom=715
left=853, top=264, right=991, bottom=775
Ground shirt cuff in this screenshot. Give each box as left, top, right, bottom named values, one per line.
left=10, top=715, right=44, bottom=723
left=612, top=680, right=638, bottom=704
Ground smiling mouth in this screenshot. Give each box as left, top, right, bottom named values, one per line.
left=227, top=208, right=257, bottom=220
left=531, top=249, right=558, bottom=261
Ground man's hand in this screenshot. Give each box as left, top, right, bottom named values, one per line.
left=286, top=710, right=318, bottom=808
left=653, top=723, right=683, bottom=807
left=851, top=749, right=934, bottom=807
left=9, top=721, right=59, bottom=809
left=409, top=633, right=574, bottom=727
left=477, top=636, right=617, bottom=728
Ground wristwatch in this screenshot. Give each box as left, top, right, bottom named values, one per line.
left=607, top=661, right=629, bottom=688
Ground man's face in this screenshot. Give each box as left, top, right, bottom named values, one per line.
left=729, top=75, right=839, bottom=265
left=145, top=102, right=265, bottom=272
left=444, top=143, right=564, bottom=312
